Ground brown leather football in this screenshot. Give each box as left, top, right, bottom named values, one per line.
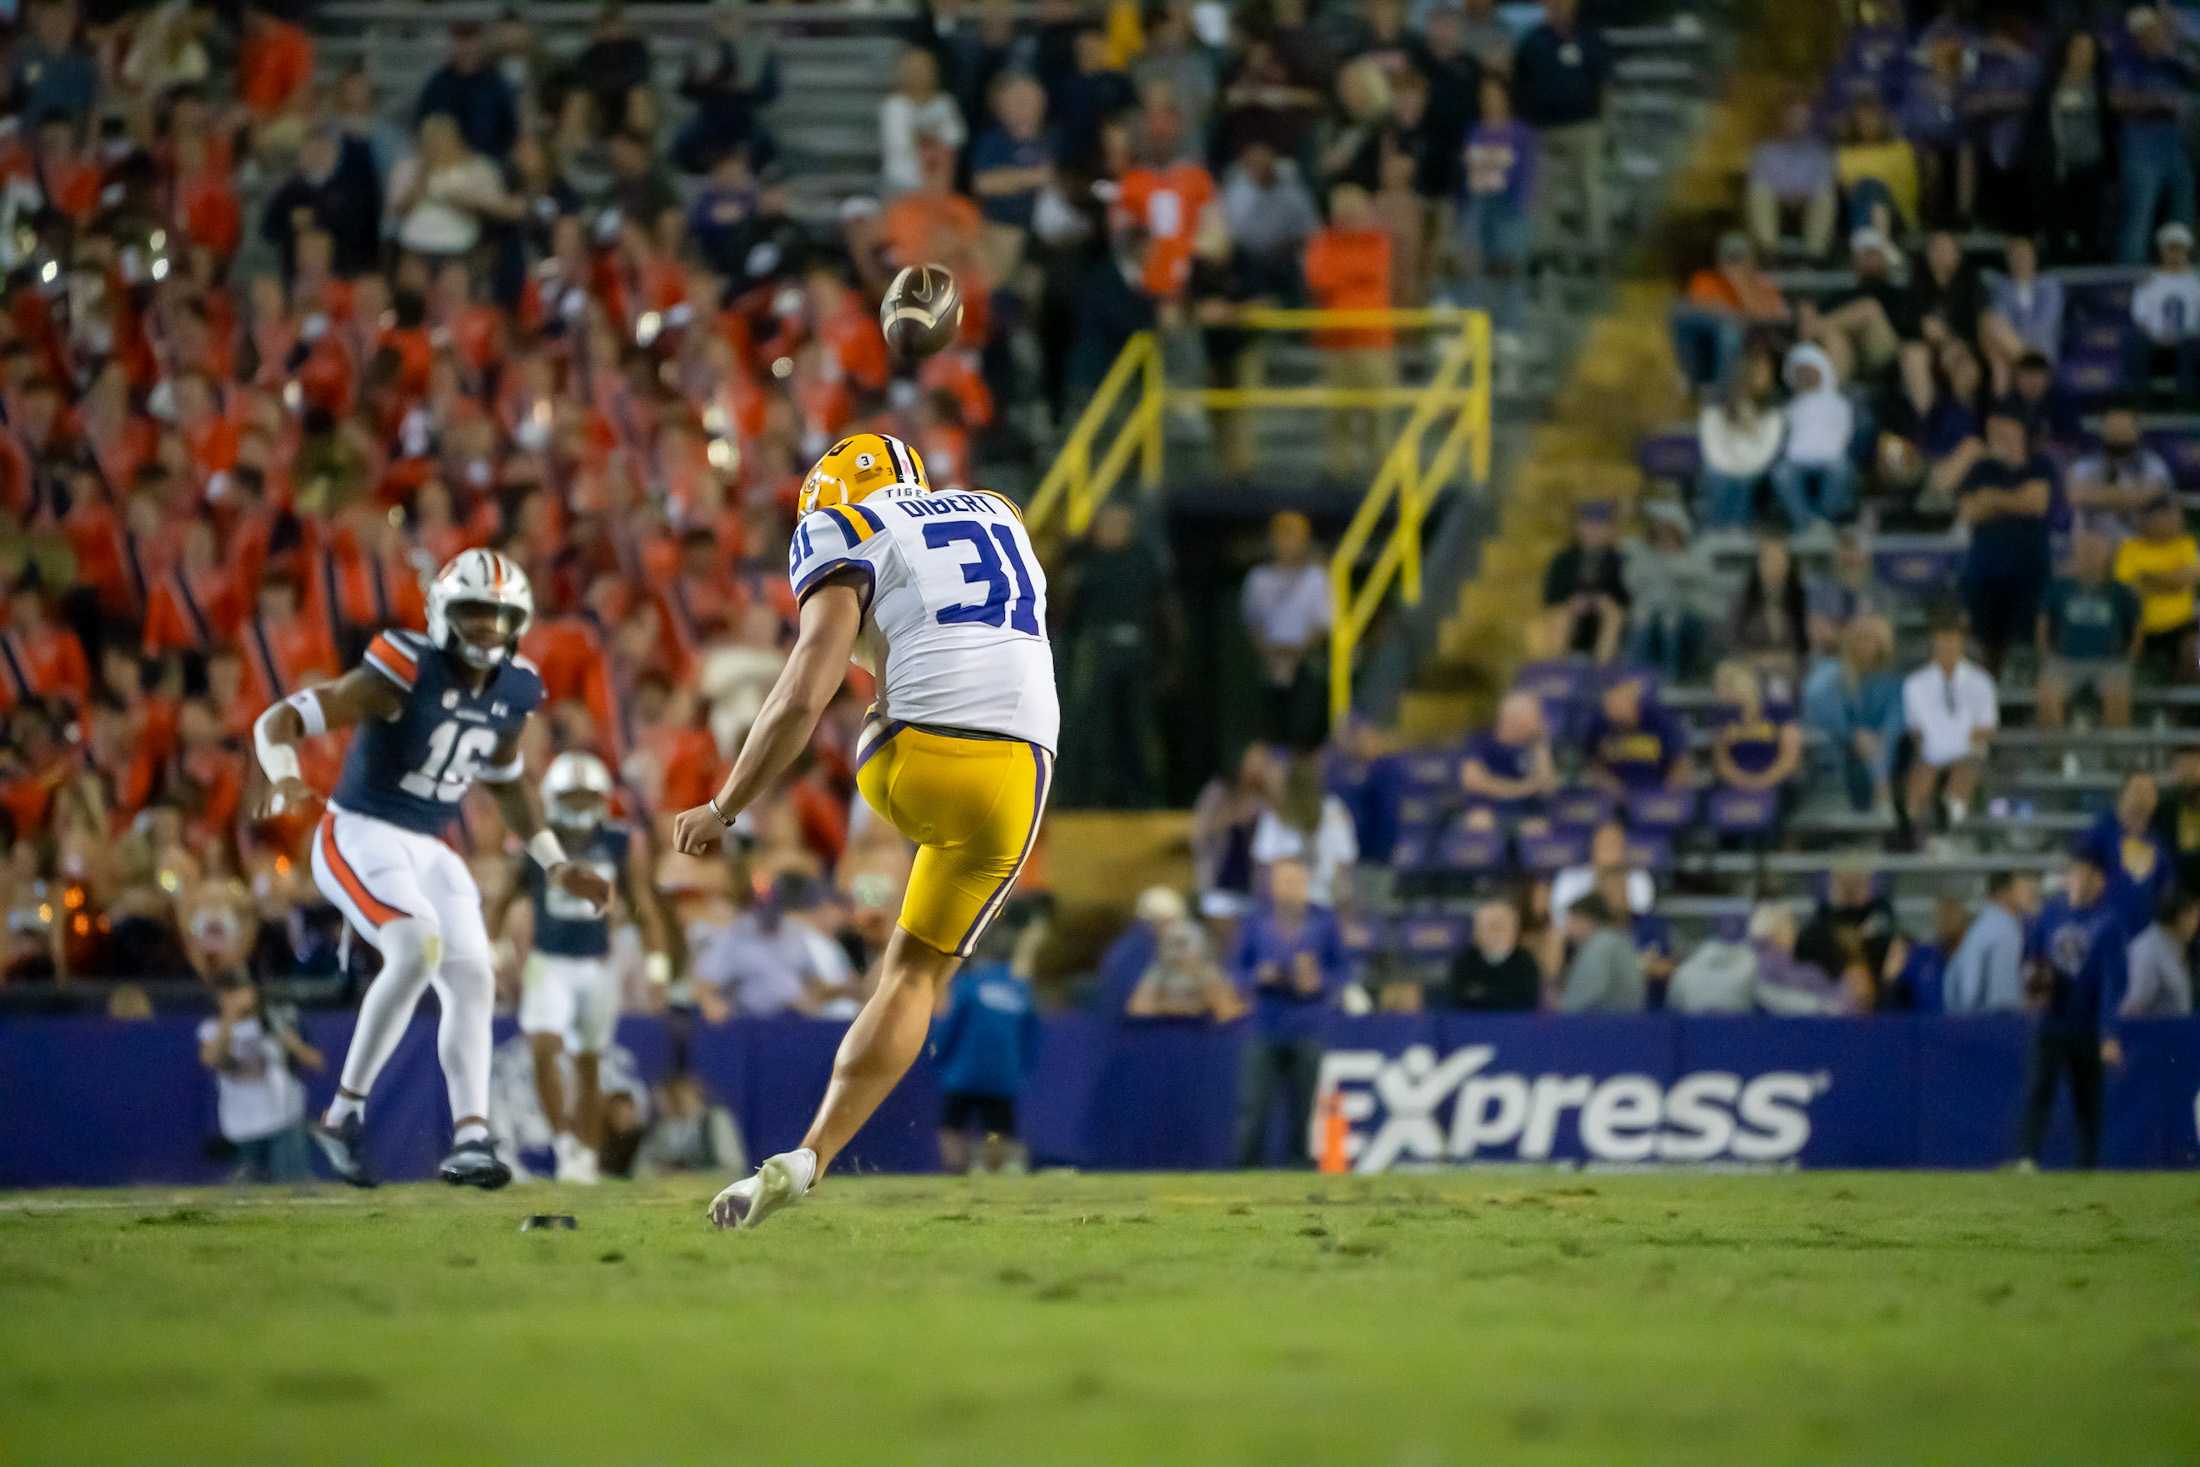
left=879, top=264, right=963, bottom=360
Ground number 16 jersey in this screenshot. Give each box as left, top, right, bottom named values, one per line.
left=789, top=483, right=1059, bottom=752
left=331, top=628, right=545, bottom=835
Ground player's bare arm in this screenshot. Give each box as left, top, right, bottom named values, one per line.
left=478, top=729, right=614, bottom=911
left=621, top=836, right=684, bottom=986
left=673, top=580, right=864, bottom=855
left=250, top=667, right=406, bottom=818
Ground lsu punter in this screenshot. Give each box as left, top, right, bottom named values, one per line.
left=672, top=432, right=1057, bottom=1230
left=494, top=750, right=679, bottom=1183
left=251, top=550, right=611, bottom=1189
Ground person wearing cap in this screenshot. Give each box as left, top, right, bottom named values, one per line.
left=2038, top=526, right=2141, bottom=731
left=1745, top=98, right=1837, bottom=260
left=2111, top=489, right=2200, bottom=681
left=1954, top=408, right=2054, bottom=675
left=1799, top=228, right=1903, bottom=384
left=2126, top=221, right=2200, bottom=403
left=2017, top=840, right=2128, bottom=1169
left=414, top=20, right=518, bottom=160
left=1623, top=499, right=1719, bottom=679
left=1241, top=510, right=1332, bottom=748
left=2109, top=6, right=2195, bottom=265
left=1901, top=612, right=1997, bottom=836
left=1538, top=499, right=1628, bottom=662
left=1674, top=232, right=1789, bottom=391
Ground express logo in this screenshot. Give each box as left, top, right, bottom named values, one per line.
left=1316, top=1046, right=1831, bottom=1171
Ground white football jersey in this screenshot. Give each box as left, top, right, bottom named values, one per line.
left=788, top=483, right=1059, bottom=750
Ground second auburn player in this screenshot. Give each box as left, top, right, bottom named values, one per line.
left=672, top=431, right=1057, bottom=1230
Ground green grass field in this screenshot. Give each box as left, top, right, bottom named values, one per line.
left=3, top=1171, right=2197, bottom=1465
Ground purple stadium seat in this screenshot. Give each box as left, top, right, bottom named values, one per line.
left=1874, top=545, right=1963, bottom=597
left=1396, top=794, right=1446, bottom=827
left=2148, top=430, right=2200, bottom=490
left=1519, top=831, right=1589, bottom=874
left=2058, top=350, right=2126, bottom=397
left=1621, top=832, right=1673, bottom=871
left=2071, top=320, right=2129, bottom=355
left=1338, top=913, right=1390, bottom=962
left=1548, top=788, right=1615, bottom=829
left=1396, top=914, right=1469, bottom=960
left=1638, top=432, right=1701, bottom=482
left=1707, top=788, right=1779, bottom=836
left=1436, top=829, right=1507, bottom=875
left=1626, top=788, right=1698, bottom=832
left=1397, top=750, right=1463, bottom=794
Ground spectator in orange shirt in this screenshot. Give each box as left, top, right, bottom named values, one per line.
left=237, top=569, right=340, bottom=711
left=882, top=133, right=987, bottom=288
left=174, top=127, right=243, bottom=260
left=1673, top=230, right=1793, bottom=391
left=142, top=512, right=244, bottom=658
left=1116, top=112, right=1218, bottom=301
left=307, top=505, right=429, bottom=663
left=806, top=262, right=890, bottom=394
left=0, top=574, right=91, bottom=713
left=238, top=5, right=314, bottom=123
left=31, top=111, right=100, bottom=222
left=1303, top=183, right=1396, bottom=480
left=173, top=372, right=239, bottom=485
left=0, top=700, right=79, bottom=839
left=168, top=697, right=245, bottom=849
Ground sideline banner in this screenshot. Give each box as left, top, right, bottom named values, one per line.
left=2, top=1013, right=2196, bottom=1187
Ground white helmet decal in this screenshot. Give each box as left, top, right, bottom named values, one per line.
left=425, top=549, right=534, bottom=670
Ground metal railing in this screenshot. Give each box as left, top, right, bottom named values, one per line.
left=1029, top=307, right=1492, bottom=722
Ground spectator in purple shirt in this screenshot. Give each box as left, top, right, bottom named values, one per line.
left=1746, top=99, right=1838, bottom=259
left=1458, top=75, right=1536, bottom=341
left=1962, top=18, right=2043, bottom=232
left=1582, top=674, right=1690, bottom=794
left=1460, top=690, right=1560, bottom=827
left=1981, top=236, right=2064, bottom=387
left=1902, top=31, right=1969, bottom=225
left=1709, top=660, right=1804, bottom=805
left=2110, top=7, right=2197, bottom=264
left=1230, top=858, right=1347, bottom=1166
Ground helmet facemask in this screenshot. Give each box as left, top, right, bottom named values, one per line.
left=444, top=599, right=523, bottom=669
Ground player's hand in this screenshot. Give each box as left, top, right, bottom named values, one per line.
left=253, top=777, right=321, bottom=820
left=550, top=862, right=613, bottom=913
left=673, top=803, right=732, bottom=855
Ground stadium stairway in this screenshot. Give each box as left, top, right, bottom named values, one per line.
left=1391, top=2, right=1830, bottom=745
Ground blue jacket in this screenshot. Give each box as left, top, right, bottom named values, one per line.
left=932, top=962, right=1041, bottom=1099
left=2027, top=894, right=2126, bottom=1035
left=2086, top=810, right=2173, bottom=941
left=1230, top=904, right=1346, bottom=1039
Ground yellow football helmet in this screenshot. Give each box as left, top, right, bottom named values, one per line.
left=798, top=432, right=929, bottom=515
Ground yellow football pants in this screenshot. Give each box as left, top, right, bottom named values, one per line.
left=853, top=719, right=1053, bottom=957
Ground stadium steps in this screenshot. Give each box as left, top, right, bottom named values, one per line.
left=1394, top=29, right=1818, bottom=743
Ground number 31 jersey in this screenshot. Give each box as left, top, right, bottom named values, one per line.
left=331, top=628, right=545, bottom=836
left=789, top=484, right=1059, bottom=751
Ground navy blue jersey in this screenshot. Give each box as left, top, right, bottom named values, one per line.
left=2026, top=893, right=2126, bottom=1034
left=524, top=823, right=631, bottom=959
left=331, top=629, right=545, bottom=836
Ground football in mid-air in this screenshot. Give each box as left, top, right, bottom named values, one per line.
left=879, top=263, right=962, bottom=360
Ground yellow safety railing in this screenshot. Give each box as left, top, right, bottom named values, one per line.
left=1026, top=307, right=1492, bottom=720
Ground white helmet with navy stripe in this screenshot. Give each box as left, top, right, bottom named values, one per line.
left=426, top=549, right=534, bottom=670
left=543, top=749, right=613, bottom=832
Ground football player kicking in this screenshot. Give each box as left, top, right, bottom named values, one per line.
left=672, top=433, right=1058, bottom=1230
left=493, top=750, right=679, bottom=1183
left=252, top=550, right=610, bottom=1189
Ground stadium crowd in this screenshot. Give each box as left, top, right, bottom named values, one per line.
left=5, top=0, right=2197, bottom=1177
left=0, top=0, right=1623, bottom=1003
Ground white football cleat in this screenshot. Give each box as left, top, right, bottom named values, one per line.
left=553, top=1133, right=600, bottom=1185
left=708, top=1149, right=816, bottom=1231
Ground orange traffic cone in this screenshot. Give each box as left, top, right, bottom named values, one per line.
left=1316, top=1089, right=1350, bottom=1174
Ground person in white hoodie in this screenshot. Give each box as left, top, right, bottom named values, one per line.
left=1770, top=342, right=1857, bottom=531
